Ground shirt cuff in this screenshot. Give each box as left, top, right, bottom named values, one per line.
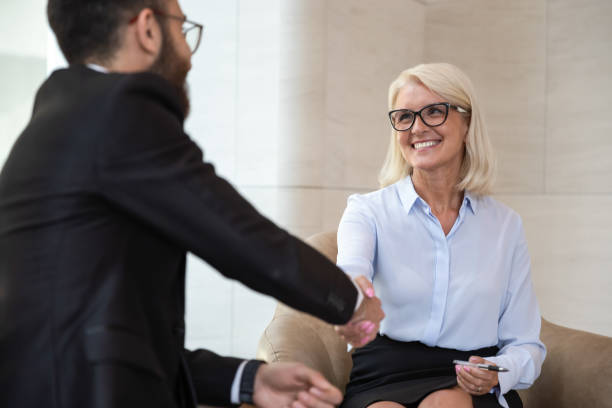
left=230, top=360, right=248, bottom=404
left=484, top=355, right=516, bottom=395
left=350, top=278, right=364, bottom=312
left=345, top=279, right=366, bottom=353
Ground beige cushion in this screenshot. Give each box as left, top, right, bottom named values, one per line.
left=257, top=231, right=612, bottom=407
left=518, top=319, right=612, bottom=407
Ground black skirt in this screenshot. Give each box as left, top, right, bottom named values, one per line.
left=341, top=335, right=522, bottom=408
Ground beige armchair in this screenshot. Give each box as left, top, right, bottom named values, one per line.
left=257, top=231, right=612, bottom=408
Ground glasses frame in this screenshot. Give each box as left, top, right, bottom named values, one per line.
left=388, top=102, right=469, bottom=132
left=129, top=9, right=204, bottom=55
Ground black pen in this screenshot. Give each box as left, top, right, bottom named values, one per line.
left=453, top=360, right=509, bottom=372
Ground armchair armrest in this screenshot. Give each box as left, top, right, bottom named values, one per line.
left=256, top=303, right=352, bottom=393
left=519, top=318, right=612, bottom=408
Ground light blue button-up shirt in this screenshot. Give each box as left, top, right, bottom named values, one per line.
left=337, top=177, right=546, bottom=408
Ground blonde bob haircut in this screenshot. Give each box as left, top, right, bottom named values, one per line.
left=378, top=63, right=495, bottom=196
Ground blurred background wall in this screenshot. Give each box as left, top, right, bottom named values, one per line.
left=0, top=0, right=47, bottom=167
left=1, top=0, right=610, bottom=359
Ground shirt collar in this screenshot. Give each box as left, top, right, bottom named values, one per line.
left=464, top=191, right=477, bottom=215
left=396, top=176, right=478, bottom=215
left=86, top=63, right=109, bottom=74
left=397, top=176, right=422, bottom=213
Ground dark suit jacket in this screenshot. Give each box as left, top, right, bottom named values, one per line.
left=0, top=65, right=357, bottom=408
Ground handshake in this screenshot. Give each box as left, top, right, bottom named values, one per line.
left=335, top=275, right=385, bottom=349
left=250, top=276, right=384, bottom=408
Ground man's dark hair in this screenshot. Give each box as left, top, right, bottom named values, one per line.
left=47, top=0, right=165, bottom=64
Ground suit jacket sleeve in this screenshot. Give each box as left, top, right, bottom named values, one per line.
left=96, top=73, right=357, bottom=323
left=94, top=74, right=357, bottom=402
left=183, top=348, right=244, bottom=407
left=96, top=74, right=356, bottom=323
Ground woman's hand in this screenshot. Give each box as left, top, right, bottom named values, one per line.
left=455, top=356, right=499, bottom=396
left=335, top=275, right=384, bottom=348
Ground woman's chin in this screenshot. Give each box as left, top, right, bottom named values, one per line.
left=410, top=160, right=444, bottom=173
left=407, top=152, right=464, bottom=176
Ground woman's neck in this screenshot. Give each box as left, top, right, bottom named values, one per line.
left=411, top=167, right=463, bottom=214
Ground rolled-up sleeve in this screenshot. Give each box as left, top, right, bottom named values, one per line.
left=485, top=218, right=546, bottom=405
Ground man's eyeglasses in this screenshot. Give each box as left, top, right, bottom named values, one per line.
left=129, top=9, right=204, bottom=55
left=388, top=102, right=470, bottom=131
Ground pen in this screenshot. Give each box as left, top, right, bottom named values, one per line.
left=453, top=360, right=509, bottom=372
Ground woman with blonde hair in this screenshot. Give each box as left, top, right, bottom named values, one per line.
left=337, top=63, right=545, bottom=408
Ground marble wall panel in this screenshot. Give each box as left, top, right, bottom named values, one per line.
left=322, top=188, right=369, bottom=232
left=0, top=55, right=46, bottom=167
left=183, top=0, right=238, bottom=180
left=234, top=0, right=280, bottom=186
left=185, top=254, right=232, bottom=354
left=277, top=0, right=327, bottom=187
left=424, top=0, right=547, bottom=194
left=325, top=0, right=426, bottom=190
left=495, top=194, right=612, bottom=337
left=231, top=283, right=277, bottom=358
left=0, top=0, right=47, bottom=58
left=238, top=186, right=325, bottom=235
left=237, top=186, right=280, bottom=224
left=275, top=188, right=324, bottom=231
left=545, top=0, right=612, bottom=193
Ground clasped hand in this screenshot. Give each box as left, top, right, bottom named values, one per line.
left=253, top=362, right=343, bottom=408
left=334, top=275, right=385, bottom=348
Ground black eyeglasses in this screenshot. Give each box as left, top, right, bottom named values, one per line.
left=130, top=9, right=204, bottom=55
left=388, top=102, right=469, bottom=131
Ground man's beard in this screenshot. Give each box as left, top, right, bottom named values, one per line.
left=150, top=28, right=191, bottom=118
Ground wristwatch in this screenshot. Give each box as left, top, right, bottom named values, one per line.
left=239, top=360, right=266, bottom=404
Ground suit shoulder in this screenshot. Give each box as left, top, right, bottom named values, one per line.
left=59, top=69, right=191, bottom=161
left=100, top=72, right=186, bottom=138
left=104, top=72, right=184, bottom=120
left=34, top=67, right=183, bottom=123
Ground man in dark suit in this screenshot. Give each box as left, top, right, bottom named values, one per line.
left=0, top=0, right=384, bottom=407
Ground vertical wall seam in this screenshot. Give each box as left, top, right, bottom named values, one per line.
left=543, top=0, right=549, bottom=194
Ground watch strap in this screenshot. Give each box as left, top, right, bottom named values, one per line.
left=239, top=359, right=266, bottom=404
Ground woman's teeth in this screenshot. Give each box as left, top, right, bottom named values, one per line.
left=413, top=140, right=440, bottom=149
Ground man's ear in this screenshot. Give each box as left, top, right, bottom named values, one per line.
left=133, top=8, right=162, bottom=57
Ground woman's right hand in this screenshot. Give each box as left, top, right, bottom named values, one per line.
left=335, top=276, right=385, bottom=348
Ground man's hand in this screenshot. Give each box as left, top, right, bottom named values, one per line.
left=252, top=362, right=343, bottom=408
left=334, top=276, right=385, bottom=348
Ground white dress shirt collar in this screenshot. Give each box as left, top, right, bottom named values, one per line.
left=86, top=63, right=110, bottom=74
